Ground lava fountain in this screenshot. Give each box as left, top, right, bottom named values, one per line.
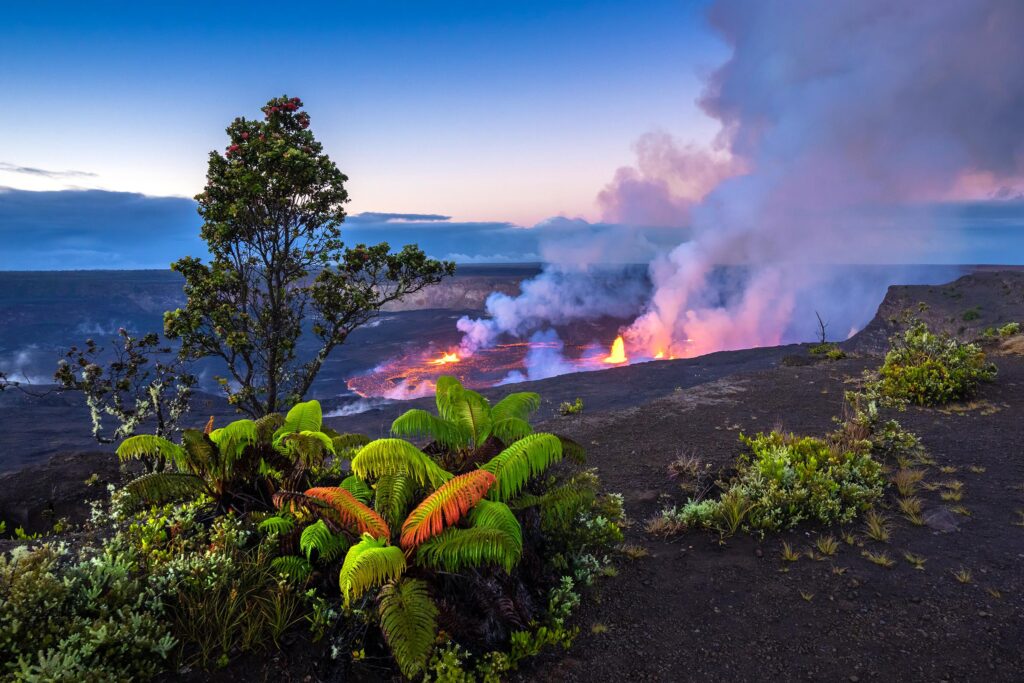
left=603, top=336, right=628, bottom=364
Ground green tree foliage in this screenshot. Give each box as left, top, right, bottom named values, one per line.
left=164, top=95, right=454, bottom=416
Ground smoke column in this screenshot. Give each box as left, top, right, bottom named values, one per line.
left=461, top=0, right=1024, bottom=366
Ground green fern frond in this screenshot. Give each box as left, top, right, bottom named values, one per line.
left=275, top=430, right=335, bottom=465
left=271, top=555, right=313, bottom=583
left=468, top=500, right=523, bottom=555
left=400, top=470, right=496, bottom=549
left=434, top=375, right=463, bottom=420
left=481, top=433, right=563, bottom=502
left=209, top=418, right=260, bottom=463
left=415, top=527, right=521, bottom=573
left=374, top=474, right=416, bottom=530
left=379, top=578, right=439, bottom=679
left=259, top=515, right=297, bottom=535
left=557, top=435, right=587, bottom=464
left=351, top=439, right=453, bottom=490
left=490, top=391, right=541, bottom=422
left=255, top=413, right=285, bottom=441
left=488, top=417, right=533, bottom=445
left=391, top=409, right=469, bottom=450
left=333, top=433, right=372, bottom=452
left=280, top=399, right=323, bottom=434
left=116, top=435, right=184, bottom=465
left=447, top=386, right=491, bottom=446
left=340, top=475, right=374, bottom=504
left=300, top=519, right=349, bottom=563
left=179, top=429, right=215, bottom=473
left=122, top=472, right=206, bottom=510
left=510, top=472, right=597, bottom=528
left=339, top=534, right=406, bottom=607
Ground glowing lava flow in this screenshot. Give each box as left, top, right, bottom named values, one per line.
left=603, top=335, right=628, bottom=364
left=429, top=351, right=460, bottom=366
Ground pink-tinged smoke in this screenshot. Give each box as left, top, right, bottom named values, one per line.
left=459, top=0, right=1024, bottom=368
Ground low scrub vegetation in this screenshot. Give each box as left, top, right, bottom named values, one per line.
left=0, top=378, right=622, bottom=680
left=876, top=321, right=996, bottom=406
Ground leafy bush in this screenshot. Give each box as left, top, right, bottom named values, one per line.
left=558, top=398, right=584, bottom=415
left=877, top=322, right=996, bottom=405
left=962, top=307, right=981, bottom=321
left=999, top=321, right=1020, bottom=337
left=0, top=543, right=175, bottom=681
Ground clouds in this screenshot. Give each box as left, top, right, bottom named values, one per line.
left=0, top=162, right=97, bottom=179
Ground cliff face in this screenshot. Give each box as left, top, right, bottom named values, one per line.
left=849, top=270, right=1024, bottom=354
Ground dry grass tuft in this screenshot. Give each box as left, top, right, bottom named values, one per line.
left=952, top=567, right=973, bottom=584
left=892, top=469, right=925, bottom=497
left=814, top=535, right=839, bottom=557
left=898, top=497, right=925, bottom=526
left=619, top=544, right=649, bottom=560
left=781, top=541, right=800, bottom=563
left=903, top=552, right=927, bottom=570
left=864, top=510, right=891, bottom=543
left=862, top=550, right=895, bottom=568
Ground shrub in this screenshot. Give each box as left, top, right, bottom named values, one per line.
left=877, top=322, right=996, bottom=405
left=558, top=397, right=584, bottom=416
left=998, top=321, right=1020, bottom=337
left=962, top=307, right=981, bottom=322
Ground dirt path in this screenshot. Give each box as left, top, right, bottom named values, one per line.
left=522, top=354, right=1024, bottom=682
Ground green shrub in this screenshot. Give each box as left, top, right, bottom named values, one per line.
left=999, top=321, right=1020, bottom=337
left=962, top=307, right=981, bottom=322
left=558, top=397, right=584, bottom=415
left=877, top=322, right=996, bottom=405
left=0, top=544, right=175, bottom=681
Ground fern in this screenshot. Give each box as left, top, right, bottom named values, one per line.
left=275, top=430, right=335, bottom=464
left=279, top=399, right=323, bottom=435
left=379, top=578, right=439, bottom=679
left=468, top=499, right=523, bottom=555
left=271, top=555, right=313, bottom=583
left=488, top=417, right=533, bottom=445
left=116, top=435, right=184, bottom=465
left=481, top=433, right=563, bottom=502
left=306, top=487, right=391, bottom=539
left=300, top=519, right=349, bottom=563
left=339, top=534, right=406, bottom=607
left=340, top=475, right=374, bottom=504
left=557, top=435, right=587, bottom=465
left=400, top=470, right=496, bottom=549
left=259, top=515, right=297, bottom=535
left=374, top=474, right=416, bottom=530
left=121, top=471, right=206, bottom=509
left=208, top=418, right=260, bottom=465
left=391, top=409, right=469, bottom=450
left=490, top=391, right=540, bottom=423
left=179, top=429, right=215, bottom=474
left=254, top=412, right=285, bottom=441
left=415, top=527, right=521, bottom=573
left=446, top=386, right=491, bottom=446
left=333, top=433, right=372, bottom=452
left=511, top=472, right=597, bottom=528
left=351, top=439, right=453, bottom=490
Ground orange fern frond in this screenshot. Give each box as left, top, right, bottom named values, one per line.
left=204, top=415, right=215, bottom=434
left=306, top=486, right=391, bottom=540
left=400, top=470, right=496, bottom=549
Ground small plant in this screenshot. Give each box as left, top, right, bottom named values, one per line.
left=814, top=535, right=839, bottom=557
left=559, top=397, right=584, bottom=416
left=590, top=623, right=609, bottom=635
left=861, top=550, right=895, bottom=568
left=986, top=587, right=1003, bottom=599
left=950, top=505, right=971, bottom=516
left=1013, top=510, right=1024, bottom=528
left=619, top=544, right=649, bottom=560
left=781, top=541, right=800, bottom=562
left=841, top=531, right=858, bottom=546
left=998, top=321, right=1019, bottom=336
left=799, top=590, right=814, bottom=602
left=897, top=497, right=925, bottom=526
left=809, top=342, right=845, bottom=360
left=968, top=465, right=987, bottom=474
left=863, top=510, right=891, bottom=543
left=892, top=469, right=924, bottom=497
left=831, top=565, right=847, bottom=576
left=952, top=567, right=973, bottom=584
left=940, top=490, right=963, bottom=502
left=962, top=307, right=981, bottom=322
left=903, top=552, right=927, bottom=570
left=939, top=465, right=958, bottom=474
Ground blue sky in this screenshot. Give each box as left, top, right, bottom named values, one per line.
left=1, top=1, right=723, bottom=224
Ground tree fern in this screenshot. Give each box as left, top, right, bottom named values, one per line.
left=373, top=474, right=416, bottom=530
left=468, top=499, right=523, bottom=556
left=179, top=429, right=215, bottom=474
left=340, top=475, right=374, bottom=504
left=339, top=534, right=406, bottom=607
left=378, top=578, right=439, bottom=679
left=121, top=471, right=206, bottom=509
left=480, top=433, right=563, bottom=502
left=271, top=555, right=313, bottom=583
left=390, top=409, right=468, bottom=450
left=300, top=519, right=349, bottom=563
left=116, top=435, right=184, bottom=465
left=557, top=435, right=587, bottom=464
left=333, top=433, right=372, bottom=452
left=278, top=399, right=323, bottom=435
left=490, top=391, right=540, bottom=423
left=275, top=430, right=335, bottom=465
left=306, top=487, right=391, bottom=539
left=445, top=386, right=491, bottom=446
left=400, top=470, right=496, bottom=549
left=510, top=472, right=597, bottom=528
left=415, top=527, right=521, bottom=573
left=208, top=418, right=260, bottom=465
left=488, top=417, right=533, bottom=445
left=351, top=439, right=453, bottom=490
left=259, top=514, right=297, bottom=535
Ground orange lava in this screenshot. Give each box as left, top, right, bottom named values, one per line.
left=429, top=351, right=460, bottom=366
left=603, top=335, right=628, bottom=364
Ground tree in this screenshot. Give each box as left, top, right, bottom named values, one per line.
left=54, top=329, right=195, bottom=469
left=164, top=95, right=454, bottom=417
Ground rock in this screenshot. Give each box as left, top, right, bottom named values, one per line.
left=924, top=507, right=961, bottom=533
